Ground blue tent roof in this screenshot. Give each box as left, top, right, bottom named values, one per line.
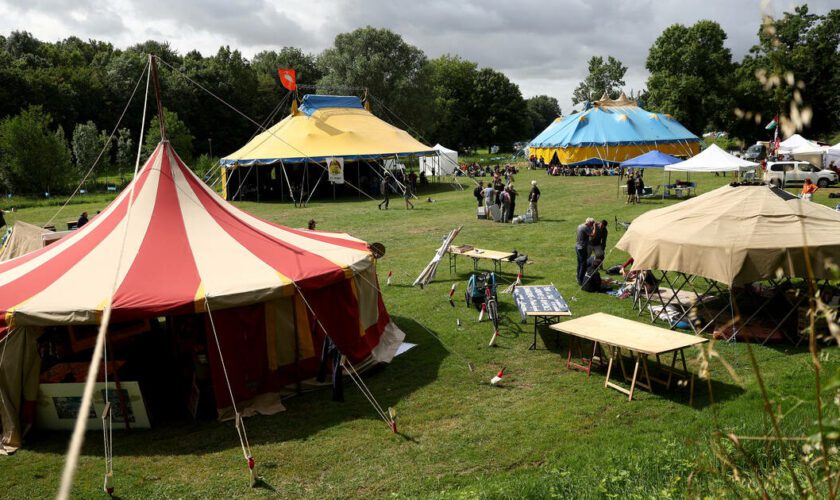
left=619, top=150, right=682, bottom=169
left=529, top=104, right=700, bottom=148
left=298, top=95, right=364, bottom=117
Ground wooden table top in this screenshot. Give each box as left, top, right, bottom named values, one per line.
left=448, top=245, right=515, bottom=261
left=549, top=312, right=707, bottom=355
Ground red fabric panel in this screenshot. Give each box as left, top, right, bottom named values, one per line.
left=178, top=157, right=347, bottom=288
left=112, top=150, right=202, bottom=317
left=203, top=304, right=325, bottom=410
left=303, top=279, right=380, bottom=363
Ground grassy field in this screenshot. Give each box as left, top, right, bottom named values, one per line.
left=1, top=167, right=838, bottom=498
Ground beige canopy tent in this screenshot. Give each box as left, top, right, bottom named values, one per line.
left=615, top=184, right=840, bottom=339
left=0, top=221, right=51, bottom=262
left=615, top=183, right=840, bottom=285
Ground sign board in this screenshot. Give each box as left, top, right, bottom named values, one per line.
left=36, top=381, right=151, bottom=430
left=327, top=157, right=344, bottom=184
left=513, top=285, right=571, bottom=321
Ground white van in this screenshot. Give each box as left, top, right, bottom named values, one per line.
left=763, top=161, right=838, bottom=188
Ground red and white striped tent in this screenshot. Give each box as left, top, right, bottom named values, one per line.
left=0, top=142, right=403, bottom=437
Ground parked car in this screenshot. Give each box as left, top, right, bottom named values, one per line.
left=763, top=160, right=839, bottom=188
left=744, top=142, right=768, bottom=162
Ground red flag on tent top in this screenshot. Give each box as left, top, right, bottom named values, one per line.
left=278, top=68, right=296, bottom=91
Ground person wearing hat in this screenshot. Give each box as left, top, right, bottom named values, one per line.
left=528, top=180, right=541, bottom=222
left=801, top=178, right=818, bottom=200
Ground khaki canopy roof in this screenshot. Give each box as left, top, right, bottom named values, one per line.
left=615, top=184, right=840, bottom=285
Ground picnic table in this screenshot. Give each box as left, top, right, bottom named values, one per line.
left=664, top=183, right=696, bottom=198
left=448, top=245, right=515, bottom=275
left=550, top=313, right=708, bottom=402
left=512, top=285, right=572, bottom=350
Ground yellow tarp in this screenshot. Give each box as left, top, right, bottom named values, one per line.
left=530, top=142, right=699, bottom=166
left=221, top=98, right=434, bottom=167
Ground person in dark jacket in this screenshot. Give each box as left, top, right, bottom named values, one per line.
left=77, top=211, right=89, bottom=228
left=474, top=181, right=484, bottom=207
left=528, top=180, right=541, bottom=221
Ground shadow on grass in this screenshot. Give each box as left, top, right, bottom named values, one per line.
left=25, top=315, right=447, bottom=458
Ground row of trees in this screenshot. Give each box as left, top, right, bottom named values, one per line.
left=0, top=5, right=837, bottom=194
left=576, top=5, right=840, bottom=141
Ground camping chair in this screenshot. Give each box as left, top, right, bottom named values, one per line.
left=489, top=204, right=503, bottom=222
left=641, top=185, right=661, bottom=198
left=614, top=215, right=631, bottom=232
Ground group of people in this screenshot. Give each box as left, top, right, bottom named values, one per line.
left=463, top=163, right=519, bottom=180
left=575, top=217, right=609, bottom=291
left=625, top=171, right=646, bottom=204
left=547, top=166, right=620, bottom=177
left=472, top=176, right=541, bottom=223
left=377, top=173, right=415, bottom=210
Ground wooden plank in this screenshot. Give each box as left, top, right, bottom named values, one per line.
left=549, top=313, right=707, bottom=356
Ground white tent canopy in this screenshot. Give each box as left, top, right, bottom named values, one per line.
left=665, top=144, right=759, bottom=173
left=778, top=134, right=819, bottom=154
left=419, top=144, right=459, bottom=176
left=827, top=141, right=840, bottom=166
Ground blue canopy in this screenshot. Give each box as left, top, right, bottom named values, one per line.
left=619, top=150, right=681, bottom=169
left=298, top=95, right=364, bottom=117
left=530, top=104, right=699, bottom=148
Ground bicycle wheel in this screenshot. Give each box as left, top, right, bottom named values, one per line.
left=487, top=298, right=499, bottom=330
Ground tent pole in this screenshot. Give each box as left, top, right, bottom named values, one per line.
left=256, top=165, right=260, bottom=203
left=357, top=162, right=361, bottom=200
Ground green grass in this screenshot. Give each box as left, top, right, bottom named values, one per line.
left=0, top=168, right=837, bottom=498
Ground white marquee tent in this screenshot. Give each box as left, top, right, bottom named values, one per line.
left=778, top=134, right=819, bottom=154
left=418, top=144, right=459, bottom=176
left=665, top=144, right=759, bottom=173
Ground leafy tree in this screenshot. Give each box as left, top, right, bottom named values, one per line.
left=525, top=95, right=561, bottom=137
left=426, top=55, right=479, bottom=149
left=0, top=105, right=72, bottom=194
left=115, top=127, right=134, bottom=173
left=252, top=47, right=321, bottom=87
left=470, top=68, right=528, bottom=149
left=143, top=108, right=194, bottom=163
left=645, top=21, right=735, bottom=134
left=572, top=56, right=627, bottom=104
left=72, top=120, right=108, bottom=175
left=740, top=6, right=840, bottom=138
left=318, top=27, right=432, bottom=135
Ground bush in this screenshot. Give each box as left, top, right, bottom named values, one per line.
left=0, top=105, right=72, bottom=195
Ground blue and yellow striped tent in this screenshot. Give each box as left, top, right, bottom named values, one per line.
left=529, top=94, right=700, bottom=166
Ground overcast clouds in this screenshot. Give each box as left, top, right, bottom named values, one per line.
left=0, top=0, right=836, bottom=110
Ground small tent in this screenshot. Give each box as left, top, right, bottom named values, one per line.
left=619, top=150, right=681, bottom=169
left=528, top=93, right=700, bottom=166
left=778, top=134, right=818, bottom=154
left=418, top=144, right=458, bottom=176
left=664, top=144, right=758, bottom=173
left=0, top=141, right=404, bottom=453
left=0, top=221, right=51, bottom=262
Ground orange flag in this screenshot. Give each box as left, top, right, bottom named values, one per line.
left=277, top=68, right=296, bottom=91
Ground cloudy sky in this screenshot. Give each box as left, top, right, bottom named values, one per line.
left=0, top=0, right=836, bottom=111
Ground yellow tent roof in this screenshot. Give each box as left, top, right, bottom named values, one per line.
left=221, top=95, right=435, bottom=165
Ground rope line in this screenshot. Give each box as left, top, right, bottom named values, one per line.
left=44, top=60, right=151, bottom=229
left=203, top=296, right=252, bottom=460
left=57, top=56, right=153, bottom=500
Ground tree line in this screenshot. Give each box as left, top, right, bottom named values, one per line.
left=0, top=4, right=837, bottom=195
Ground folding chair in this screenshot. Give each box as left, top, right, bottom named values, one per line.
left=614, top=215, right=631, bottom=232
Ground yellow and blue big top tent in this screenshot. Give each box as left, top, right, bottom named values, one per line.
left=221, top=95, right=435, bottom=199
left=529, top=93, right=700, bottom=166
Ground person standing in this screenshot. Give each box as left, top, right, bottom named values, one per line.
left=528, top=180, right=541, bottom=221
left=474, top=181, right=485, bottom=207
left=403, top=183, right=414, bottom=209
left=576, top=218, right=595, bottom=285
left=626, top=174, right=636, bottom=204
left=0, top=208, right=6, bottom=230
left=635, top=173, right=645, bottom=203
left=500, top=187, right=511, bottom=223
left=591, top=219, right=608, bottom=259
left=378, top=178, right=390, bottom=210
left=507, top=183, right=517, bottom=222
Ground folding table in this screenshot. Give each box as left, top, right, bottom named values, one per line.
left=512, top=285, right=572, bottom=349
left=550, top=313, right=708, bottom=402
left=447, top=245, right=515, bottom=275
